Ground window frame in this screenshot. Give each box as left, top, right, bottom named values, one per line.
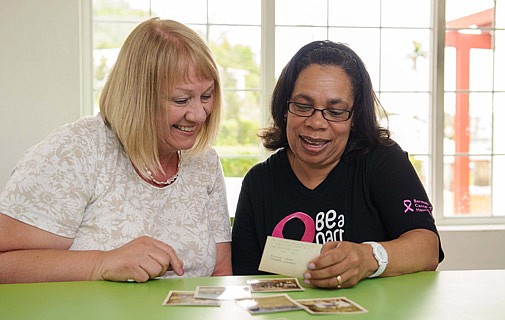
left=82, top=0, right=505, bottom=226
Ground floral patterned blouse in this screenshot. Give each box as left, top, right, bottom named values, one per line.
left=0, top=115, right=231, bottom=277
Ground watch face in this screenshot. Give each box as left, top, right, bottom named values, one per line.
left=377, top=246, right=388, bottom=261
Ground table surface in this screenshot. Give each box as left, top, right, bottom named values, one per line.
left=1, top=270, right=504, bottom=320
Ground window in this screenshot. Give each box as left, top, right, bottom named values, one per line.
left=90, top=0, right=505, bottom=224
left=444, top=0, right=504, bottom=222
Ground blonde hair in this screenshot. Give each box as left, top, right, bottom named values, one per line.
left=99, top=18, right=222, bottom=176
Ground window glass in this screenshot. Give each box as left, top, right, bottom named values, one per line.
left=380, top=29, right=431, bottom=92
left=275, top=27, right=327, bottom=76
left=209, top=0, right=260, bottom=25
left=328, top=0, right=380, bottom=27
left=93, top=0, right=150, bottom=20
left=468, top=93, right=493, bottom=154
left=495, top=30, right=505, bottom=91
left=275, top=0, right=327, bottom=26
left=469, top=50, right=494, bottom=92
left=444, top=0, right=500, bottom=217
left=411, top=155, right=431, bottom=194
left=493, top=155, right=505, bottom=216
left=151, top=0, right=207, bottom=22
left=497, top=0, right=505, bottom=28
left=444, top=47, right=456, bottom=91
left=328, top=27, right=380, bottom=89
left=380, top=92, right=430, bottom=155
left=494, top=93, right=505, bottom=153
left=444, top=155, right=492, bottom=216
left=381, top=0, right=431, bottom=28
left=208, top=24, right=262, bottom=176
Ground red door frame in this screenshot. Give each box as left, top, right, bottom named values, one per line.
left=445, top=8, right=493, bottom=214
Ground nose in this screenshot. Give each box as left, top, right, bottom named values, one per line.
left=305, top=108, right=327, bottom=128
left=185, top=103, right=208, bottom=123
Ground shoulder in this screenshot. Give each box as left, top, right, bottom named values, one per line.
left=242, top=148, right=286, bottom=187
left=185, top=146, right=220, bottom=163
left=360, top=141, right=420, bottom=181
left=181, top=146, right=222, bottom=176
left=20, top=115, right=104, bottom=159
left=246, top=148, right=285, bottom=175
left=45, top=115, right=110, bottom=146
left=363, top=140, right=408, bottom=163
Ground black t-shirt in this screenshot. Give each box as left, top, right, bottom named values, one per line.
left=231, top=143, right=444, bottom=275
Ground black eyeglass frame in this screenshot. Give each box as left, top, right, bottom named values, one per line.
left=287, top=101, right=353, bottom=122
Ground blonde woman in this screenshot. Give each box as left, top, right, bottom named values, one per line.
left=0, top=18, right=231, bottom=283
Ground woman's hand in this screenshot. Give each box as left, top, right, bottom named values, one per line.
left=302, top=241, right=375, bottom=289
left=92, top=236, right=184, bottom=283
left=302, top=229, right=440, bottom=289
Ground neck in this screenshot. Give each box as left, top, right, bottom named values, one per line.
left=145, top=151, right=181, bottom=187
left=287, top=149, right=336, bottom=190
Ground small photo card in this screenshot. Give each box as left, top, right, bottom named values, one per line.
left=247, top=277, right=304, bottom=292
left=161, top=290, right=220, bottom=307
left=296, top=297, right=368, bottom=314
left=194, top=285, right=251, bottom=300
left=236, top=294, right=303, bottom=315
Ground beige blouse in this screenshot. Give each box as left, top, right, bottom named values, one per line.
left=0, top=115, right=231, bottom=277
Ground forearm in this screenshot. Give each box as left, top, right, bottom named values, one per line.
left=379, top=229, right=440, bottom=277
left=0, top=249, right=103, bottom=284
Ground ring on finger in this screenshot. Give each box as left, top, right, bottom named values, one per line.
left=336, top=274, right=343, bottom=289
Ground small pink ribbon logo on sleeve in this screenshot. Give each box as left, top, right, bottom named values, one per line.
left=403, top=200, right=414, bottom=213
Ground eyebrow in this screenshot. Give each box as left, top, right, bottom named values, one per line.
left=173, top=83, right=215, bottom=94
left=292, top=94, right=347, bottom=106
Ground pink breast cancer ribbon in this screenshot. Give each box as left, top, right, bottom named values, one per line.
left=403, top=199, right=414, bottom=213
left=271, top=211, right=315, bottom=242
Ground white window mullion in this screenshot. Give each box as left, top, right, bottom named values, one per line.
left=431, top=0, right=446, bottom=222
left=260, top=0, right=276, bottom=147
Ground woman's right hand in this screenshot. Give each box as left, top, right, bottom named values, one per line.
left=93, top=236, right=184, bottom=282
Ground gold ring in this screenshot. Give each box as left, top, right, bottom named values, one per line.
left=336, top=275, right=343, bottom=289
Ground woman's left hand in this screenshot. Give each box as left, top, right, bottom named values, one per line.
left=302, top=241, right=374, bottom=288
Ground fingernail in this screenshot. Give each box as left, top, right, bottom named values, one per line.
left=303, top=279, right=311, bottom=285
left=307, top=263, right=315, bottom=270
left=303, top=273, right=311, bottom=280
left=179, top=268, right=185, bottom=275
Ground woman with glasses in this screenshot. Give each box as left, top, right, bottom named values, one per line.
left=232, top=40, right=444, bottom=289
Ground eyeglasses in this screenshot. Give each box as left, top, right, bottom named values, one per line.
left=287, top=101, right=353, bottom=122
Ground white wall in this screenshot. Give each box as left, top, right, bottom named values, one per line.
left=0, top=0, right=84, bottom=191
left=438, top=226, right=505, bottom=271
left=1, top=0, right=504, bottom=272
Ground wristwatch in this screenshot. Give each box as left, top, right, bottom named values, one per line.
left=363, top=241, right=388, bottom=278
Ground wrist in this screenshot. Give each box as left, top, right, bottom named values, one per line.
left=90, top=250, right=106, bottom=281
left=363, top=242, right=388, bottom=278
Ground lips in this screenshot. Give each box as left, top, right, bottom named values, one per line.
left=300, top=136, right=329, bottom=151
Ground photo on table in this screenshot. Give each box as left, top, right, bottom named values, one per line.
left=236, top=294, right=303, bottom=314
left=296, top=297, right=368, bottom=314
left=161, top=290, right=221, bottom=307
left=247, top=277, right=305, bottom=292
left=194, top=285, right=251, bottom=300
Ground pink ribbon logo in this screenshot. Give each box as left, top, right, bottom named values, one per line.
left=271, top=211, right=315, bottom=242
left=403, top=200, right=414, bottom=213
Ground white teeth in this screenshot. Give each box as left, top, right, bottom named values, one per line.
left=302, top=137, right=326, bottom=146
left=175, top=125, right=195, bottom=132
